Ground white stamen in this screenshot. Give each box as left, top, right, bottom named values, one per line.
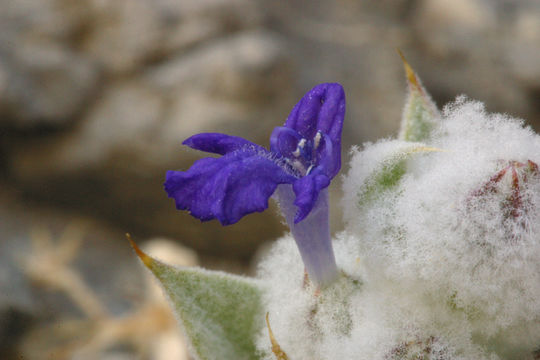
left=292, top=138, right=307, bottom=157
left=314, top=132, right=322, bottom=149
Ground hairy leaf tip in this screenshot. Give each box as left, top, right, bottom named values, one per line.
left=126, top=233, right=153, bottom=268
left=397, top=49, right=420, bottom=90
left=266, top=313, right=289, bottom=360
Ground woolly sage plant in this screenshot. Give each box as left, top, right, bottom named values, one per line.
left=131, top=57, right=540, bottom=360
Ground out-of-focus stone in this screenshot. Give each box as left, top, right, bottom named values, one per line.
left=0, top=41, right=99, bottom=128
left=507, top=6, right=540, bottom=85
left=82, top=0, right=263, bottom=74
left=0, top=0, right=100, bottom=128
left=0, top=0, right=265, bottom=128
left=414, top=0, right=497, bottom=56
left=82, top=0, right=163, bottom=75
left=411, top=0, right=540, bottom=124
left=158, top=0, right=262, bottom=56
left=0, top=0, right=91, bottom=41
left=16, top=80, right=165, bottom=174
left=147, top=31, right=286, bottom=98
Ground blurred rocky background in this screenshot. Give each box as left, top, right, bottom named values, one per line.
left=1, top=0, right=539, bottom=358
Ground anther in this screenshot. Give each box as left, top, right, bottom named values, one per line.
left=314, top=132, right=322, bottom=150
left=293, top=138, right=307, bottom=158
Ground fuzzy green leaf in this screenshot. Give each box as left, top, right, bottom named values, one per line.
left=398, top=52, right=441, bottom=142
left=358, top=144, right=440, bottom=207
left=129, top=238, right=264, bottom=360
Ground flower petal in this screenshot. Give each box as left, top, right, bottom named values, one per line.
left=183, top=133, right=264, bottom=155
left=284, top=83, right=345, bottom=147
left=165, top=148, right=296, bottom=225
left=292, top=171, right=331, bottom=223
left=269, top=126, right=303, bottom=159
left=315, top=131, right=342, bottom=179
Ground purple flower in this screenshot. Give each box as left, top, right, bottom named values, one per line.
left=165, top=83, right=345, bottom=286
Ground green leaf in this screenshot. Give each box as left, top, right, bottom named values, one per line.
left=129, top=236, right=264, bottom=360
left=358, top=144, right=440, bottom=208
left=398, top=51, right=441, bottom=142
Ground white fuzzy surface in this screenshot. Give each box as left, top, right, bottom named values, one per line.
left=255, top=98, right=540, bottom=359
left=256, top=234, right=496, bottom=359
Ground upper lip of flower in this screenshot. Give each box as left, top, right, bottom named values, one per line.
left=164, top=83, right=346, bottom=225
